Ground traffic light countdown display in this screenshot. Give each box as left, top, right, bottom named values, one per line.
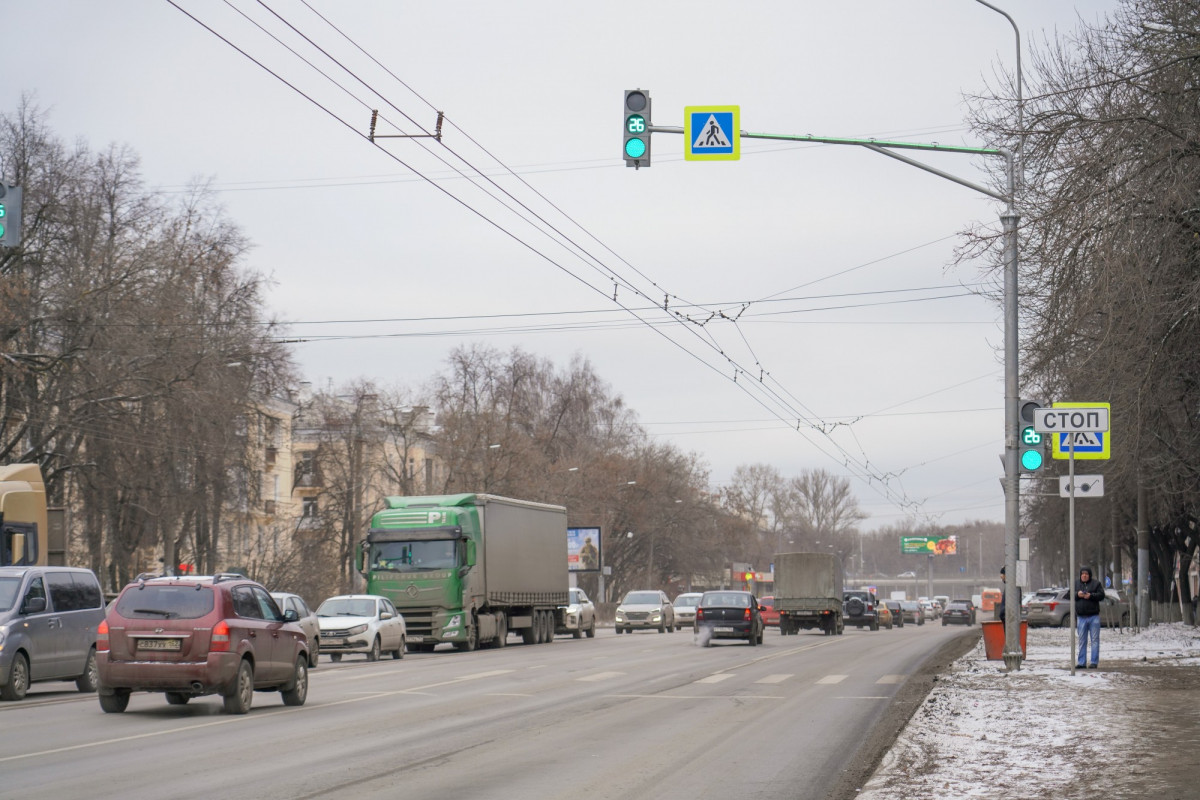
left=623, top=89, right=651, bottom=168
left=1019, top=399, right=1046, bottom=472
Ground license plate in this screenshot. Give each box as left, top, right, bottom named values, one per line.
left=716, top=627, right=735, bottom=633
left=136, top=638, right=181, bottom=651
left=326, top=638, right=346, bottom=646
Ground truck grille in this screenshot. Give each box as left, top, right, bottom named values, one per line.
left=402, top=609, right=435, bottom=637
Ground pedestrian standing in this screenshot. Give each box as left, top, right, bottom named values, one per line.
left=1075, top=566, right=1105, bottom=668
left=998, top=565, right=1006, bottom=622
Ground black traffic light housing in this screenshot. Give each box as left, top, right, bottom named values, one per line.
left=1018, top=399, right=1046, bottom=472
left=623, top=89, right=651, bottom=169
left=0, top=185, right=22, bottom=249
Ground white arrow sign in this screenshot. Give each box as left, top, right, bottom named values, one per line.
left=1059, top=475, right=1105, bottom=498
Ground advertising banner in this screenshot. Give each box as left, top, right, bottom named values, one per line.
left=900, top=535, right=958, bottom=555
left=568, top=526, right=602, bottom=572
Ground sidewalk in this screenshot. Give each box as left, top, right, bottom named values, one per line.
left=856, top=622, right=1200, bottom=800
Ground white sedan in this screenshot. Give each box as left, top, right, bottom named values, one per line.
left=557, top=588, right=597, bottom=638
left=316, top=594, right=407, bottom=662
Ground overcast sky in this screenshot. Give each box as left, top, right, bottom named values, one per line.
left=5, top=1, right=1124, bottom=530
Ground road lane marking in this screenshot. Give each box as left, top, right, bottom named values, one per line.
left=609, top=694, right=783, bottom=700
left=577, top=671, right=625, bottom=682
left=876, top=674, right=905, bottom=684
left=696, top=674, right=735, bottom=684
left=835, top=696, right=889, bottom=700
left=755, top=674, right=791, bottom=684
left=486, top=693, right=532, bottom=697
left=816, top=674, right=848, bottom=684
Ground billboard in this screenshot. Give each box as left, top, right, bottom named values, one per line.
left=900, top=536, right=958, bottom=555
left=568, top=526, right=602, bottom=572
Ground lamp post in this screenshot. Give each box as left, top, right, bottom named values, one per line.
left=975, top=0, right=1026, bottom=673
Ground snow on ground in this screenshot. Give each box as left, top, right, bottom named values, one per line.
left=857, top=623, right=1200, bottom=800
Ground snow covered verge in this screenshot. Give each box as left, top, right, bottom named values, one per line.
left=857, top=623, right=1200, bottom=800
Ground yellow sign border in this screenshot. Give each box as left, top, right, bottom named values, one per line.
left=684, top=106, right=740, bottom=161
left=1050, top=401, right=1111, bottom=460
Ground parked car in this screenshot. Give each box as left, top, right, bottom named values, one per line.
left=271, top=591, right=320, bottom=666
left=316, top=594, right=406, bottom=661
left=877, top=602, right=894, bottom=629
left=899, top=600, right=924, bottom=625
left=883, top=599, right=905, bottom=628
left=758, top=595, right=780, bottom=628
left=1099, top=588, right=1131, bottom=627
left=672, top=592, right=703, bottom=630
left=843, top=590, right=880, bottom=630
left=1024, top=589, right=1071, bottom=627
left=941, top=599, right=976, bottom=626
left=556, top=587, right=596, bottom=638
left=614, top=590, right=674, bottom=634
left=0, top=566, right=106, bottom=701
left=97, top=573, right=310, bottom=714
left=694, top=590, right=764, bottom=646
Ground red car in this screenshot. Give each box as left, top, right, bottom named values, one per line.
left=97, top=573, right=310, bottom=714
left=759, top=596, right=780, bottom=627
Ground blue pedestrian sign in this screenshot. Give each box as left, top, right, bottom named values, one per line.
left=685, top=106, right=740, bottom=161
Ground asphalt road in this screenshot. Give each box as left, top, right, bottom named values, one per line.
left=0, top=621, right=977, bottom=800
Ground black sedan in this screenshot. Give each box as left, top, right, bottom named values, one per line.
left=694, top=590, right=765, bottom=646
left=942, top=599, right=977, bottom=626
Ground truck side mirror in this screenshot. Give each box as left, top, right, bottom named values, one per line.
left=357, top=540, right=368, bottom=574
left=465, top=539, right=476, bottom=567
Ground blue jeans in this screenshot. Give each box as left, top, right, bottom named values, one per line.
left=1077, top=614, right=1100, bottom=665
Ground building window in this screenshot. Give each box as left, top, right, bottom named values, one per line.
left=302, top=498, right=318, bottom=518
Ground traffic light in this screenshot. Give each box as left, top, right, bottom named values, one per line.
left=0, top=185, right=22, bottom=249
left=1019, top=399, right=1046, bottom=472
left=623, top=89, right=651, bottom=168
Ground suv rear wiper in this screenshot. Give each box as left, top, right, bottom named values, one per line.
left=132, top=608, right=174, bottom=618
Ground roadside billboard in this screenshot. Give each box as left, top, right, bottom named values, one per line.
left=900, top=536, right=958, bottom=555
left=568, top=526, right=602, bottom=572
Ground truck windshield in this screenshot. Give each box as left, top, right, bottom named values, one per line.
left=370, top=539, right=458, bottom=571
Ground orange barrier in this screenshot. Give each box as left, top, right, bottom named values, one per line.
left=981, top=619, right=1027, bottom=660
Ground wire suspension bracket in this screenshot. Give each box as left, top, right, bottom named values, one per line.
left=369, top=109, right=445, bottom=143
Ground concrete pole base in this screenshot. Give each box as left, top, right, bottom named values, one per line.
left=1002, top=651, right=1024, bottom=671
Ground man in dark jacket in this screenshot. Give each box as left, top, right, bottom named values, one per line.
left=1075, top=566, right=1105, bottom=668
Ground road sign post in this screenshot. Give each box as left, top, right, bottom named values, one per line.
left=1034, top=401, right=1110, bottom=675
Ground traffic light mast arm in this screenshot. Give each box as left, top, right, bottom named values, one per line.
left=648, top=125, right=1008, bottom=201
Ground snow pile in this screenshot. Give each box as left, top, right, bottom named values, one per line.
left=857, top=623, right=1200, bottom=800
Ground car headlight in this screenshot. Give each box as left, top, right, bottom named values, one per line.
left=615, top=610, right=625, bottom=620
left=347, top=624, right=368, bottom=636
left=0, top=628, right=6, bottom=646
left=447, top=615, right=462, bottom=629
left=651, top=611, right=661, bottom=621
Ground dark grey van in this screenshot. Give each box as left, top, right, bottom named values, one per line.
left=0, top=566, right=106, bottom=700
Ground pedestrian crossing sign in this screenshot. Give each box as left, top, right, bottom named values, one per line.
left=685, top=106, right=740, bottom=161
left=1051, top=401, right=1111, bottom=460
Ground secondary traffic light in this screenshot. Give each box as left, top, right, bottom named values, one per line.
left=1019, top=399, right=1046, bottom=472
left=0, top=185, right=22, bottom=249
left=623, top=89, right=651, bottom=168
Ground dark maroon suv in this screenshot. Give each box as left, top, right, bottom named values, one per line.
left=97, top=573, right=310, bottom=714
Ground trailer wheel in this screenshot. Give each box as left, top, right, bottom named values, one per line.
left=494, top=613, right=507, bottom=648
left=522, top=619, right=537, bottom=645
left=543, top=611, right=554, bottom=644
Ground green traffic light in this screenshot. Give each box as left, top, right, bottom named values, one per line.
left=0, top=203, right=6, bottom=218
left=1020, top=449, right=1044, bottom=470
left=1021, top=425, right=1042, bottom=446
left=0, top=223, right=5, bottom=238
left=624, top=138, right=647, bottom=159
left=626, top=114, right=646, bottom=135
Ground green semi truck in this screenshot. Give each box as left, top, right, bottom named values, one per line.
left=359, top=493, right=569, bottom=652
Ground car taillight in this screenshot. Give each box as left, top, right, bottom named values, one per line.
left=744, top=608, right=751, bottom=621
left=211, top=620, right=231, bottom=652
left=1047, top=602, right=1058, bottom=611
left=867, top=604, right=874, bottom=612
left=97, top=619, right=109, bottom=652
left=696, top=608, right=705, bottom=620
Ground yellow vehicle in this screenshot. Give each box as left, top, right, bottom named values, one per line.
left=0, top=464, right=48, bottom=566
